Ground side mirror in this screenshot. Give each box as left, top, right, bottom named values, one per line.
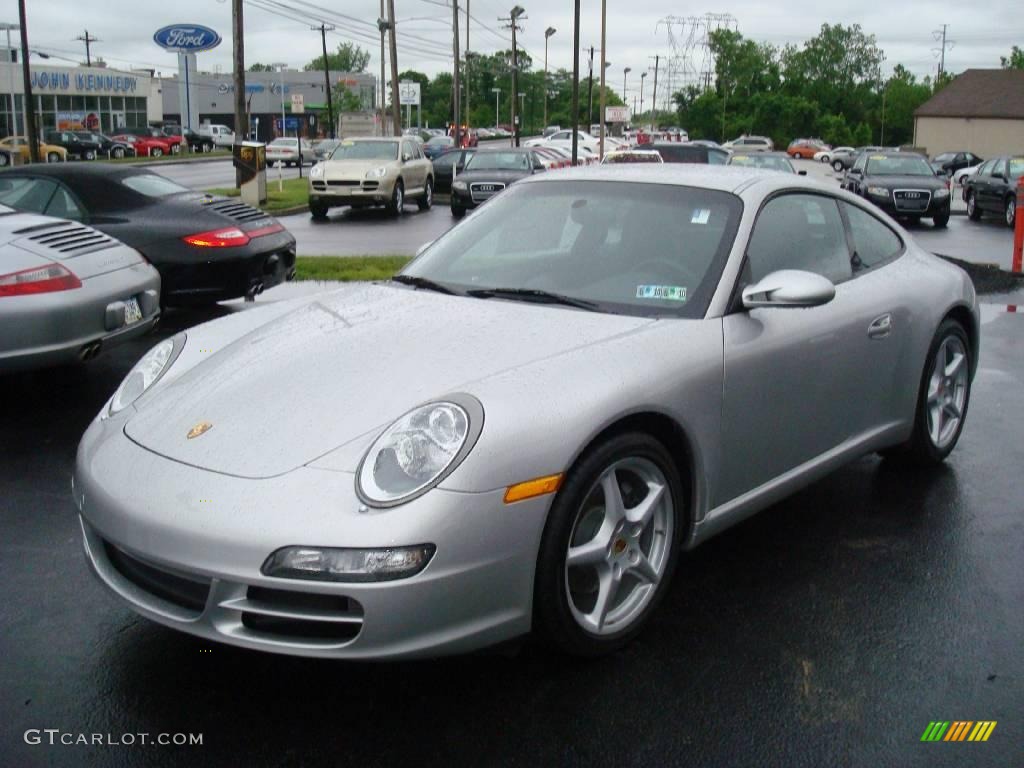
left=935, top=168, right=946, bottom=176
left=402, top=153, right=412, bottom=163
left=742, top=269, right=836, bottom=309
left=415, top=240, right=434, bottom=257
left=849, top=167, right=862, bottom=176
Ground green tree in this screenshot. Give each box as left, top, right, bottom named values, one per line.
left=1000, top=46, right=1024, bottom=69
left=305, top=42, right=370, bottom=73
left=248, top=63, right=274, bottom=72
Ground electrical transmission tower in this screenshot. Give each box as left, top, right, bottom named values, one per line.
left=655, top=13, right=737, bottom=95
left=931, top=24, right=955, bottom=78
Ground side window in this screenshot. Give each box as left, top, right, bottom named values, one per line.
left=853, top=154, right=867, bottom=172
left=401, top=141, right=411, bottom=159
left=976, top=159, right=996, bottom=177
left=842, top=203, right=903, bottom=271
left=45, top=187, right=86, bottom=222
left=746, top=194, right=852, bottom=285
left=993, top=158, right=1009, bottom=178
left=708, top=150, right=727, bottom=165
left=0, top=177, right=59, bottom=214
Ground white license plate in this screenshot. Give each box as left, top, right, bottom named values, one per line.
left=124, top=297, right=143, bottom=325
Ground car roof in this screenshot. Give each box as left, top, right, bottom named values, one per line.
left=474, top=146, right=533, bottom=154
left=519, top=163, right=830, bottom=195
left=0, top=162, right=152, bottom=180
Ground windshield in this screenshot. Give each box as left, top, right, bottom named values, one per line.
left=329, top=141, right=399, bottom=161
left=1009, top=158, right=1024, bottom=179
left=934, top=153, right=956, bottom=162
left=270, top=138, right=298, bottom=147
left=120, top=174, right=190, bottom=197
left=402, top=180, right=742, bottom=318
left=466, top=152, right=532, bottom=171
left=728, top=154, right=793, bottom=172
left=426, top=136, right=454, bottom=146
left=865, top=155, right=933, bottom=176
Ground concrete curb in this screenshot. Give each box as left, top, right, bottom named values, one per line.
left=128, top=154, right=234, bottom=168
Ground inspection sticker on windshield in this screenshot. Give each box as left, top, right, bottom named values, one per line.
left=691, top=208, right=711, bottom=224
left=636, top=285, right=687, bottom=302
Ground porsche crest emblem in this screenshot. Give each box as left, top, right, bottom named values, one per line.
left=187, top=422, right=213, bottom=439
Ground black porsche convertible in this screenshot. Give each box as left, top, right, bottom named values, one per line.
left=0, top=164, right=296, bottom=305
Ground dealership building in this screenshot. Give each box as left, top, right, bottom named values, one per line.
left=160, top=69, right=377, bottom=141
left=0, top=59, right=161, bottom=137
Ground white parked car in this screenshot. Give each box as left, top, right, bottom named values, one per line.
left=953, top=164, right=981, bottom=186
left=266, top=137, right=314, bottom=167
left=814, top=146, right=854, bottom=164
left=525, top=129, right=601, bottom=155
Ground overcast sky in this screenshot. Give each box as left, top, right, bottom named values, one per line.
left=15, top=0, right=1021, bottom=105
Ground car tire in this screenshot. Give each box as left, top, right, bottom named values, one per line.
left=932, top=214, right=949, bottom=228
left=309, top=201, right=329, bottom=220
left=832, top=159, right=844, bottom=172
left=84, top=150, right=96, bottom=161
left=820, top=155, right=829, bottom=164
left=417, top=178, right=433, bottom=211
left=533, top=431, right=686, bottom=657
left=884, top=319, right=972, bottom=465
left=1006, top=196, right=1016, bottom=228
left=451, top=206, right=465, bottom=219
left=46, top=151, right=61, bottom=163
left=389, top=180, right=404, bottom=216
left=151, top=148, right=163, bottom=158
left=171, top=144, right=181, bottom=155
left=112, top=147, right=125, bottom=159
left=966, top=191, right=981, bottom=221
left=0, top=152, right=8, bottom=167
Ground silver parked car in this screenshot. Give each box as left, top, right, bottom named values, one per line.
left=1, top=205, right=160, bottom=373
left=75, top=166, right=978, bottom=658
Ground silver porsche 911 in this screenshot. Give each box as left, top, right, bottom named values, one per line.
left=74, top=166, right=978, bottom=658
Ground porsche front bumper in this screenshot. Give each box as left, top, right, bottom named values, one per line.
left=74, top=416, right=551, bottom=659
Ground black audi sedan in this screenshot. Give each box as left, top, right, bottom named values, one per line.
left=450, top=147, right=546, bottom=217
left=963, top=155, right=1022, bottom=227
left=431, top=147, right=476, bottom=193
left=0, top=164, right=296, bottom=304
left=840, top=151, right=951, bottom=227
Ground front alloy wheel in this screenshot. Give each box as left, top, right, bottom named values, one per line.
left=389, top=180, right=404, bottom=216
left=535, top=433, right=684, bottom=656
left=418, top=178, right=433, bottom=211
left=1007, top=197, right=1016, bottom=228
left=966, top=191, right=981, bottom=221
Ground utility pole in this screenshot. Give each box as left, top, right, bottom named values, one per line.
left=378, top=1, right=386, bottom=135
left=17, top=0, right=37, bottom=162
left=543, top=27, right=555, bottom=128
left=570, top=0, right=580, bottom=163
left=932, top=24, right=955, bottom=80
left=386, top=0, right=401, bottom=136
left=650, top=55, right=659, bottom=128
left=598, top=0, right=607, bottom=158
left=232, top=0, right=246, bottom=155
left=452, top=0, right=461, bottom=148
left=464, top=0, right=470, bottom=133
left=74, top=30, right=99, bottom=67
left=639, top=71, right=646, bottom=121
left=502, top=6, right=525, bottom=147
left=587, top=46, right=594, bottom=128
left=313, top=24, right=336, bottom=138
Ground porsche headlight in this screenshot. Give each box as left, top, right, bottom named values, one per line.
left=366, top=166, right=388, bottom=179
left=357, top=399, right=481, bottom=506
left=867, top=186, right=890, bottom=197
left=310, top=163, right=324, bottom=178
left=107, top=334, right=185, bottom=417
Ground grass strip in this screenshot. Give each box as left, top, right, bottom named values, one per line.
left=294, top=255, right=411, bottom=282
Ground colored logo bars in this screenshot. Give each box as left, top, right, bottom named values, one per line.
left=921, top=721, right=997, bottom=742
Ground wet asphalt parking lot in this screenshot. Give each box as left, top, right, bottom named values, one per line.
left=2, top=160, right=1023, bottom=767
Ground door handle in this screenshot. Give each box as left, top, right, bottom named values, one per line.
left=868, top=313, right=892, bottom=339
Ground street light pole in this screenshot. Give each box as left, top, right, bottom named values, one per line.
left=640, top=71, right=646, bottom=122
left=543, top=27, right=555, bottom=128
left=272, top=63, right=287, bottom=140
left=378, top=1, right=386, bottom=136
left=570, top=0, right=580, bottom=164
left=452, top=0, right=460, bottom=148
left=623, top=67, right=630, bottom=103
left=507, top=5, right=525, bottom=147
left=598, top=0, right=607, bottom=158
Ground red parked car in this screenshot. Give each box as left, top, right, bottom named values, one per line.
left=124, top=127, right=185, bottom=154
left=110, top=134, right=174, bottom=158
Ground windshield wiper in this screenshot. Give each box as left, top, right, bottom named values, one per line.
left=465, top=287, right=600, bottom=311
left=391, top=275, right=458, bottom=295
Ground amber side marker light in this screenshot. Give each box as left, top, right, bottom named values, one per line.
left=504, top=473, right=563, bottom=504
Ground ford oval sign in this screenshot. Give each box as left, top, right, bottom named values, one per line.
left=153, top=24, right=222, bottom=54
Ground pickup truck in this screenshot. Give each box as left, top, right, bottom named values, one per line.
left=199, top=124, right=235, bottom=148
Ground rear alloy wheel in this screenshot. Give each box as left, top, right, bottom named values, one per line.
left=885, top=320, right=971, bottom=465
left=112, top=147, right=125, bottom=159
left=47, top=152, right=61, bottom=163
left=534, top=432, right=684, bottom=656
left=151, top=147, right=163, bottom=158
left=84, top=150, right=96, bottom=161
left=832, top=159, right=844, bottom=172
left=1006, top=197, right=1016, bottom=228
left=418, top=178, right=433, bottom=211
left=966, top=191, right=981, bottom=221
left=389, top=180, right=405, bottom=216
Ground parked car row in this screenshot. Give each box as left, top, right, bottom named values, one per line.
left=0, top=163, right=297, bottom=372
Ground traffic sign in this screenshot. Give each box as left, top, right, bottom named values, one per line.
left=605, top=106, right=630, bottom=123
left=399, top=82, right=421, bottom=106
left=291, top=94, right=305, bottom=114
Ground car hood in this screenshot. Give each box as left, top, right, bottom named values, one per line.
left=457, top=169, right=533, bottom=184
left=124, top=283, right=653, bottom=478
left=863, top=174, right=947, bottom=190
left=321, top=159, right=397, bottom=179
